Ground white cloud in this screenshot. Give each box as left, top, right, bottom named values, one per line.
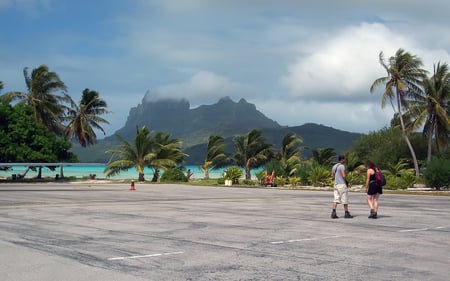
left=144, top=71, right=243, bottom=106
left=279, top=22, right=410, bottom=102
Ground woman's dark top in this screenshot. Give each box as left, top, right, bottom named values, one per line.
left=367, top=169, right=383, bottom=195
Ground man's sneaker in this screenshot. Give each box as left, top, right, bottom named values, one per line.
left=344, top=212, right=353, bottom=219
left=331, top=211, right=338, bottom=219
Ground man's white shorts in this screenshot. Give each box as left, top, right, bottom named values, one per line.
left=333, top=183, right=348, bottom=204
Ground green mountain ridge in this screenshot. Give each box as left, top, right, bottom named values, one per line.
left=71, top=97, right=362, bottom=164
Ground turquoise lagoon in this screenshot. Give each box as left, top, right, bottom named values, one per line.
left=0, top=164, right=241, bottom=180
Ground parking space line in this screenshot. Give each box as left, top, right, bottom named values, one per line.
left=270, top=235, right=341, bottom=244
left=398, top=226, right=446, bottom=233
left=108, top=251, right=184, bottom=261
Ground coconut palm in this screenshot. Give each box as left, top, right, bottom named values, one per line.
left=149, top=131, right=187, bottom=182
left=65, top=88, right=110, bottom=147
left=311, top=147, right=336, bottom=167
left=104, top=126, right=154, bottom=181
left=409, top=63, right=450, bottom=162
left=275, top=132, right=304, bottom=176
left=199, top=135, right=229, bottom=179
left=4, top=65, right=71, bottom=135
left=370, top=49, right=428, bottom=177
left=233, top=129, right=273, bottom=180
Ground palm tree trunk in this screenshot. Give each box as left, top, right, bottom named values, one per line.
left=138, top=172, right=145, bottom=181
left=245, top=163, right=251, bottom=180
left=397, top=93, right=420, bottom=177
left=37, top=167, right=42, bottom=179
left=151, top=169, right=159, bottom=182
left=427, top=123, right=434, bottom=163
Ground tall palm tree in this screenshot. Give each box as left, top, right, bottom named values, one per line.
left=199, top=135, right=229, bottom=179
left=65, top=88, right=110, bottom=147
left=370, top=48, right=428, bottom=177
left=105, top=126, right=154, bottom=181
left=5, top=65, right=71, bottom=135
left=149, top=131, right=187, bottom=182
left=410, top=63, right=450, bottom=162
left=233, top=129, right=273, bottom=180
left=276, top=132, right=304, bottom=176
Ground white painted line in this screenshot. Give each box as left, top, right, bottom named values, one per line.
left=271, top=235, right=341, bottom=244
left=398, top=228, right=429, bottom=233
left=108, top=251, right=184, bottom=261
left=435, top=226, right=446, bottom=229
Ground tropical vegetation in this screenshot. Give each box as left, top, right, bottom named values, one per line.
left=1, top=47, right=449, bottom=189
left=104, top=126, right=187, bottom=181
left=199, top=135, right=229, bottom=179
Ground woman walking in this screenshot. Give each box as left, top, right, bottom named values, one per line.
left=365, top=160, right=383, bottom=219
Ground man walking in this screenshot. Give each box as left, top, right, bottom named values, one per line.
left=331, top=155, right=353, bottom=219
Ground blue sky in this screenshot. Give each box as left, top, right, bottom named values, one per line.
left=1, top=0, right=450, bottom=136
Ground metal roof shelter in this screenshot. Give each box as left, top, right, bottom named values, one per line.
left=0, top=163, right=104, bottom=180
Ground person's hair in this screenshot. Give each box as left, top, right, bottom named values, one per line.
left=366, top=160, right=376, bottom=169
left=338, top=155, right=345, bottom=161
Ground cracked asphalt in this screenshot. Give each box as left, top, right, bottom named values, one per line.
left=0, top=183, right=449, bottom=281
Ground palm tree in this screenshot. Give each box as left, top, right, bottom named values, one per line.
left=370, top=48, right=428, bottom=177
left=199, top=135, right=229, bottom=179
left=276, top=132, right=304, bottom=176
left=104, top=126, right=154, bottom=181
left=149, top=131, right=187, bottom=182
left=4, top=65, right=71, bottom=135
left=311, top=147, right=336, bottom=167
left=410, top=63, right=450, bottom=162
left=233, top=129, right=273, bottom=180
left=0, top=81, right=3, bottom=91
left=344, top=151, right=364, bottom=172
left=65, top=88, right=110, bottom=147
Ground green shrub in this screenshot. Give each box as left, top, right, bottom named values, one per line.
left=223, top=166, right=243, bottom=184
left=275, top=176, right=285, bottom=187
left=307, top=165, right=332, bottom=187
left=243, top=179, right=256, bottom=186
left=217, top=177, right=225, bottom=185
left=255, top=170, right=265, bottom=185
left=423, top=157, right=450, bottom=189
left=295, top=164, right=312, bottom=185
left=289, top=176, right=301, bottom=187
left=160, top=168, right=188, bottom=182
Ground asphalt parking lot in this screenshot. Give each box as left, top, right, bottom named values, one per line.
left=0, top=183, right=449, bottom=281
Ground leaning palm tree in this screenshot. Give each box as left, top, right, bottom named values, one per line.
left=4, top=65, right=71, bottom=135
left=65, top=88, right=111, bottom=147
left=275, top=132, right=304, bottom=176
left=370, top=49, right=428, bottom=177
left=149, top=131, right=188, bottom=182
left=199, top=135, right=229, bottom=179
left=233, top=129, right=273, bottom=180
left=104, top=126, right=154, bottom=181
left=409, top=63, right=450, bottom=162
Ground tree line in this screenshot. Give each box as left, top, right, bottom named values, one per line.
left=1, top=47, right=449, bottom=187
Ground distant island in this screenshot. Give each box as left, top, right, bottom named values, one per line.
left=71, top=96, right=362, bottom=164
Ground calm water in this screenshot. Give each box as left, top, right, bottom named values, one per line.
left=0, top=164, right=245, bottom=180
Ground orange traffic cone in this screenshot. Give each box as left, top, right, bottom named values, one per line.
left=130, top=179, right=135, bottom=190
